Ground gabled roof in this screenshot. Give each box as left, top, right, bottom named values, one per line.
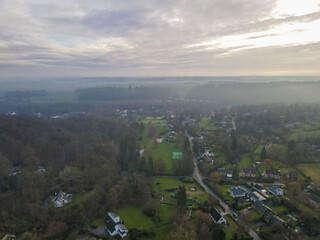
left=254, top=201, right=271, bottom=214
left=310, top=195, right=320, bottom=204
left=240, top=167, right=256, bottom=174
left=106, top=219, right=116, bottom=233
left=209, top=208, right=223, bottom=222
left=254, top=184, right=264, bottom=191
left=117, top=224, right=128, bottom=232
left=229, top=186, right=243, bottom=196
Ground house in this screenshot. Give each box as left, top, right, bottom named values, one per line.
left=168, top=131, right=178, bottom=141
left=217, top=168, right=233, bottom=179
left=229, top=186, right=245, bottom=198
left=249, top=191, right=266, bottom=202
left=208, top=208, right=227, bottom=224
left=262, top=169, right=281, bottom=179
left=308, top=195, right=320, bottom=208
left=42, top=190, right=73, bottom=208
left=268, top=185, right=283, bottom=196
left=264, top=214, right=285, bottom=225
left=284, top=171, right=298, bottom=181
left=36, top=166, right=46, bottom=174
left=105, top=212, right=128, bottom=238
left=239, top=168, right=256, bottom=178
left=253, top=201, right=271, bottom=214
left=8, top=166, right=21, bottom=176
left=253, top=184, right=267, bottom=194
left=1, top=234, right=16, bottom=240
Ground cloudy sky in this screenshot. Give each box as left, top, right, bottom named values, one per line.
left=1, top=0, right=320, bottom=78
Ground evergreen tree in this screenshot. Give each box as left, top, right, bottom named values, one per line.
left=176, top=185, right=186, bottom=206
left=260, top=147, right=267, bottom=159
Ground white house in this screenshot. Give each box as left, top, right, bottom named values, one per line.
left=268, top=186, right=284, bottom=196
left=209, top=208, right=227, bottom=224
left=105, top=212, right=128, bottom=238
left=52, top=190, right=73, bottom=207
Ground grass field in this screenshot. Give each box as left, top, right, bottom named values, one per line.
left=151, top=142, right=182, bottom=173
left=115, top=204, right=175, bottom=239
left=198, top=117, right=219, bottom=131
left=288, top=128, right=320, bottom=141
left=140, top=119, right=167, bottom=125
left=90, top=217, right=105, bottom=228
left=249, top=211, right=262, bottom=221
left=116, top=205, right=157, bottom=229
left=268, top=205, right=288, bottom=214
left=153, top=177, right=209, bottom=205
left=238, top=155, right=252, bottom=168
left=138, top=122, right=182, bottom=174
left=297, top=163, right=320, bottom=185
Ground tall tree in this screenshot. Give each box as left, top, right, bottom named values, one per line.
left=211, top=228, right=226, bottom=240
left=177, top=185, right=186, bottom=207
left=260, top=147, right=267, bottom=159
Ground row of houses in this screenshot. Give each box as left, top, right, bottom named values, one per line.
left=239, top=167, right=298, bottom=181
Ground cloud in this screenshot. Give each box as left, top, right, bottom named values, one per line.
left=0, top=0, right=320, bottom=78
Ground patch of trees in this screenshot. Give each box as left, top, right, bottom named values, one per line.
left=188, top=82, right=320, bottom=105
left=0, top=114, right=146, bottom=236
left=76, top=86, right=179, bottom=101
left=4, top=90, right=47, bottom=102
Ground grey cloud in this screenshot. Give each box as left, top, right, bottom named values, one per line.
left=0, top=0, right=320, bottom=77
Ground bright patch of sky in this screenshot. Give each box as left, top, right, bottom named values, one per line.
left=271, top=0, right=320, bottom=18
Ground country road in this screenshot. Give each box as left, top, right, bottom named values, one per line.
left=186, top=131, right=261, bottom=240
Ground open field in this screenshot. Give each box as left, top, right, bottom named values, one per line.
left=288, top=128, right=320, bottom=141
left=151, top=142, right=182, bottom=173
left=140, top=119, right=167, bottom=125
left=114, top=202, right=175, bottom=239
left=138, top=122, right=182, bottom=174
left=153, top=177, right=209, bottom=205
left=297, top=163, right=320, bottom=185
left=198, top=117, right=219, bottom=131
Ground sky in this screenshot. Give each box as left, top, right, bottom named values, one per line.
left=1, top=0, right=320, bottom=78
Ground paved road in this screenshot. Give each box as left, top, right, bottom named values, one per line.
left=186, top=131, right=261, bottom=240
left=232, top=118, right=236, bottom=131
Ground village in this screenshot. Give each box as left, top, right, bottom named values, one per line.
left=2, top=106, right=320, bottom=240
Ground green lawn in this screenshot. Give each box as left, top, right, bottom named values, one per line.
left=198, top=117, right=219, bottom=131
left=153, top=177, right=209, bottom=205
left=116, top=205, right=156, bottom=229
left=288, top=128, right=320, bottom=141
left=224, top=215, right=248, bottom=240
left=140, top=119, right=167, bottom=125
left=238, top=155, right=252, bottom=168
left=151, top=142, right=182, bottom=173
left=115, top=204, right=175, bottom=239
left=249, top=211, right=262, bottom=221
left=138, top=122, right=182, bottom=174
left=90, top=217, right=105, bottom=228
left=206, top=182, right=233, bottom=202
left=72, top=191, right=92, bottom=205
left=297, top=163, right=320, bottom=185
left=268, top=205, right=288, bottom=214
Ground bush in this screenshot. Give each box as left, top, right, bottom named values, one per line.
left=129, top=228, right=155, bottom=240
